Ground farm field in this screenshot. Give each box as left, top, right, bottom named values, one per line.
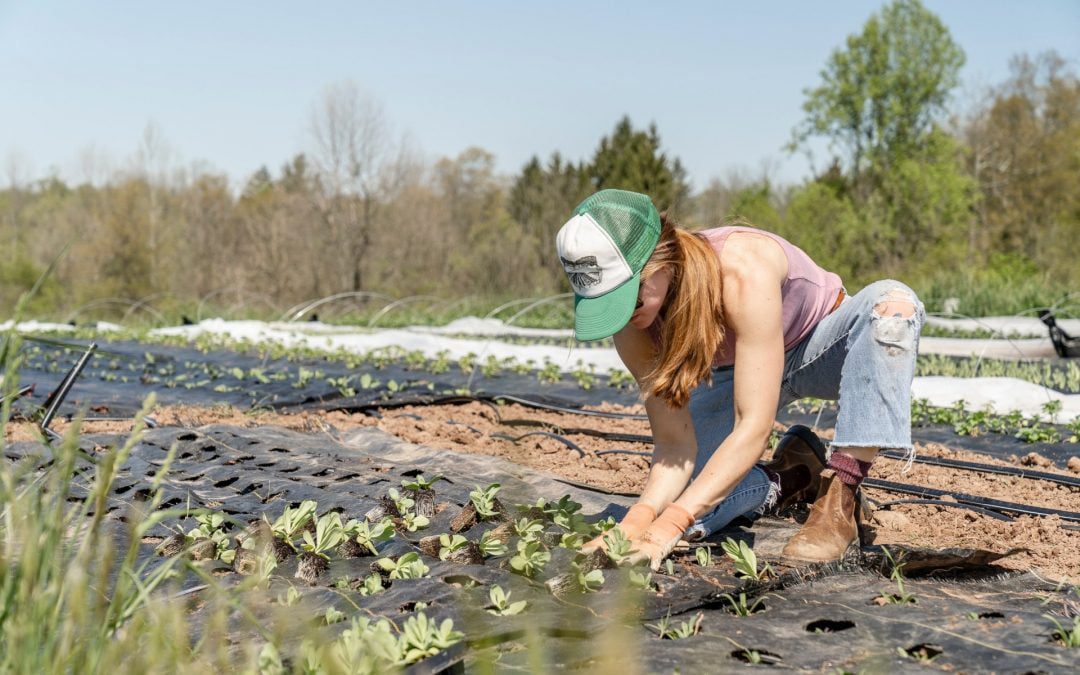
left=2, top=318, right=1078, bottom=673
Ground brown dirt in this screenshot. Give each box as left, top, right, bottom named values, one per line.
left=13, top=402, right=1077, bottom=581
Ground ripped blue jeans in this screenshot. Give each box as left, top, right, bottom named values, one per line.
left=684, top=280, right=926, bottom=540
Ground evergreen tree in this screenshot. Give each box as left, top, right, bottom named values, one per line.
left=586, top=116, right=690, bottom=212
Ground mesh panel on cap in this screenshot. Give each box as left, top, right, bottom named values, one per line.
left=574, top=190, right=659, bottom=271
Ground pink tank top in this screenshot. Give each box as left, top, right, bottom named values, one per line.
left=649, top=226, right=843, bottom=368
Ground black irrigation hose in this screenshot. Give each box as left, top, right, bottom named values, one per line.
left=595, top=449, right=651, bottom=458
left=490, top=394, right=647, bottom=420
left=862, top=478, right=1080, bottom=522
left=489, top=431, right=586, bottom=458
left=870, top=498, right=1015, bottom=522
left=879, top=449, right=1080, bottom=488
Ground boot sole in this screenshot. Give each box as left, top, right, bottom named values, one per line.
left=777, top=538, right=861, bottom=567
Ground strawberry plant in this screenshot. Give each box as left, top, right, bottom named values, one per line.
left=485, top=585, right=527, bottom=616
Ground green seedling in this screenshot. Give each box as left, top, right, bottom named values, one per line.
left=301, top=512, right=348, bottom=559
left=292, top=367, right=316, bottom=389
left=345, top=517, right=395, bottom=555
left=547, top=495, right=586, bottom=531
left=559, top=531, right=585, bottom=550
left=629, top=569, right=655, bottom=591
left=271, top=500, right=317, bottom=546
left=572, top=561, right=605, bottom=593
left=537, top=361, right=561, bottom=384
left=509, top=539, right=550, bottom=579
left=695, top=545, right=713, bottom=568
left=401, top=474, right=444, bottom=492
left=376, top=552, right=430, bottom=580
left=478, top=530, right=508, bottom=557
left=602, top=528, right=633, bottom=565
left=399, top=511, right=430, bottom=532
left=276, top=585, right=301, bottom=607
left=721, top=592, right=765, bottom=617
left=387, top=488, right=415, bottom=515
left=486, top=585, right=527, bottom=616
left=1047, top=614, right=1080, bottom=648
left=590, top=516, right=618, bottom=536
left=512, top=517, right=545, bottom=540
left=438, top=534, right=469, bottom=560
left=877, top=548, right=917, bottom=605
left=358, top=573, right=384, bottom=597
left=399, top=614, right=465, bottom=665
left=469, top=483, right=502, bottom=519
left=664, top=559, right=675, bottom=576
left=721, top=537, right=772, bottom=580
left=648, top=611, right=703, bottom=640
left=324, top=607, right=346, bottom=625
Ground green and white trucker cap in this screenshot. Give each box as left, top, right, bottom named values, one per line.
left=556, top=189, right=661, bottom=341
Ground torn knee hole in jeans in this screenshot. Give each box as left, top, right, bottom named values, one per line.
left=872, top=289, right=918, bottom=355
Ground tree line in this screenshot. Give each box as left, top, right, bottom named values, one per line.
left=2, top=0, right=1077, bottom=321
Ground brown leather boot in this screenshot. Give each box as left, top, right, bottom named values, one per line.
left=764, top=425, right=827, bottom=512
left=780, top=469, right=859, bottom=563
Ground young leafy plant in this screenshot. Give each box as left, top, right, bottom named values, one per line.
left=512, top=517, right=544, bottom=540
left=477, top=530, right=508, bottom=557
left=486, top=585, right=527, bottom=616
left=602, top=527, right=633, bottom=565
left=470, top=483, right=503, bottom=520
left=271, top=500, right=318, bottom=548
left=571, top=561, right=604, bottom=593
left=509, top=539, right=550, bottom=579
left=876, top=548, right=917, bottom=605
left=721, top=592, right=765, bottom=617
left=648, top=611, right=703, bottom=639
left=297, top=512, right=347, bottom=583
left=376, top=552, right=430, bottom=580
left=346, top=517, right=395, bottom=555
left=398, top=614, right=465, bottom=665
left=401, top=474, right=444, bottom=492
left=695, top=545, right=713, bottom=568
left=721, top=537, right=771, bottom=580
left=438, top=534, right=469, bottom=560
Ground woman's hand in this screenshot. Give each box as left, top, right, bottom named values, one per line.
left=581, top=503, right=656, bottom=554
left=625, top=504, right=696, bottom=570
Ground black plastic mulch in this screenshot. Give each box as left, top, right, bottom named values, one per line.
left=5, top=423, right=1077, bottom=672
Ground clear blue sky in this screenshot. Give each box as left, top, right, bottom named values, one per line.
left=2, top=1, right=1077, bottom=190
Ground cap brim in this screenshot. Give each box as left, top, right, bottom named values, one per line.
left=573, top=272, right=640, bottom=341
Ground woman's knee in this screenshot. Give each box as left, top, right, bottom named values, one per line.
left=860, top=280, right=925, bottom=357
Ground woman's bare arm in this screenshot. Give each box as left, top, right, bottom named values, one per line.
left=612, top=324, right=697, bottom=514
left=671, top=233, right=787, bottom=517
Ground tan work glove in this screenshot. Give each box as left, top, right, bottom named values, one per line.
left=625, top=503, right=696, bottom=571
left=580, top=503, right=656, bottom=554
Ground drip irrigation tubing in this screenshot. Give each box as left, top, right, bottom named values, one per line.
left=489, top=431, right=586, bottom=458
left=868, top=498, right=1015, bottom=522
left=879, top=449, right=1080, bottom=488
left=861, top=478, right=1080, bottom=522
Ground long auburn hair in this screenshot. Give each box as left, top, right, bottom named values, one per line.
left=641, top=214, right=725, bottom=408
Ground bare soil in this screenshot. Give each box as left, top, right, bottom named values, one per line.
left=13, top=401, right=1077, bottom=581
